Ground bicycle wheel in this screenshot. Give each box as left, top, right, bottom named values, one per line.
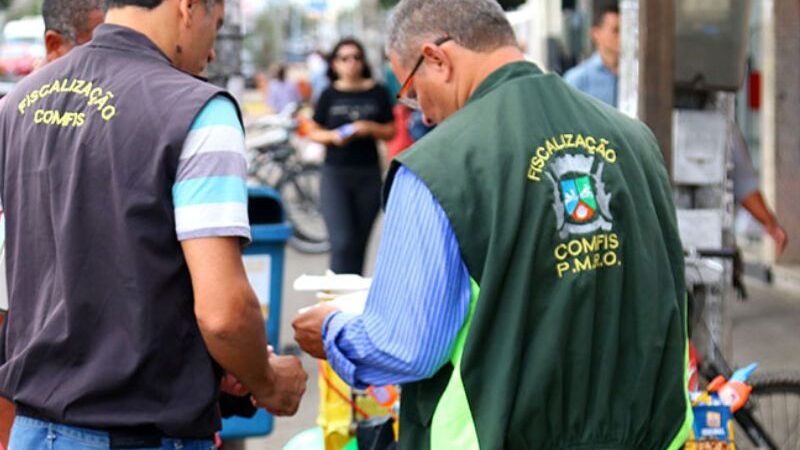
left=247, top=146, right=290, bottom=188
left=279, top=165, right=330, bottom=254
left=738, top=371, right=800, bottom=450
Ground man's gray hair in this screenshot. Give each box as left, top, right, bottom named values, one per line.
left=43, top=0, right=104, bottom=43
left=105, top=0, right=219, bottom=12
left=386, top=0, right=518, bottom=66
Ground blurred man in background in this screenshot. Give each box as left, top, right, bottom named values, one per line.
left=563, top=3, right=620, bottom=107
left=564, top=2, right=787, bottom=257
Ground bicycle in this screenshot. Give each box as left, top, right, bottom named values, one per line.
left=685, top=248, right=800, bottom=450
left=245, top=107, right=330, bottom=254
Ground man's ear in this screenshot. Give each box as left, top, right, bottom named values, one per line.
left=178, top=0, right=195, bottom=28
left=590, top=26, right=601, bottom=45
left=421, top=42, right=453, bottom=81
left=44, top=30, right=67, bottom=63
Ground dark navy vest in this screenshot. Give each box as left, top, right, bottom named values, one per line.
left=0, top=24, right=236, bottom=437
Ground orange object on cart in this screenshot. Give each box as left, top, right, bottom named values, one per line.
left=317, top=361, right=398, bottom=450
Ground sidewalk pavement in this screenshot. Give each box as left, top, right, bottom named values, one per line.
left=732, top=277, right=800, bottom=371
left=771, top=264, right=800, bottom=296
left=241, top=227, right=800, bottom=449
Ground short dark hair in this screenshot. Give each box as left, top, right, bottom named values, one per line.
left=593, top=3, right=620, bottom=28
left=105, top=0, right=216, bottom=10
left=326, top=38, right=373, bottom=82
left=105, top=0, right=163, bottom=8
left=43, top=0, right=104, bottom=43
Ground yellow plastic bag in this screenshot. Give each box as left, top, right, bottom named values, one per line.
left=317, top=361, right=392, bottom=450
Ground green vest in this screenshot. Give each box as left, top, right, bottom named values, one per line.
left=387, top=62, right=692, bottom=450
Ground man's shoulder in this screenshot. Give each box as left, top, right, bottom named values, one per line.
left=563, top=57, right=596, bottom=86
left=189, top=95, right=242, bottom=130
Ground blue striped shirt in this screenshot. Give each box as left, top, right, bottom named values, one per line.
left=172, top=96, right=251, bottom=242
left=323, top=166, right=472, bottom=389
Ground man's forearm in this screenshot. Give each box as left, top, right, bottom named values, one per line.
left=741, top=191, right=778, bottom=229
left=200, top=296, right=274, bottom=393
left=197, top=292, right=275, bottom=399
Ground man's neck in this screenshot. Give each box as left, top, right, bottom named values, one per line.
left=598, top=50, right=619, bottom=75
left=104, top=7, right=178, bottom=63
left=460, top=46, right=526, bottom=109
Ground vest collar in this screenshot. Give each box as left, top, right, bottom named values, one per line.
left=467, top=61, right=544, bottom=105
left=89, top=24, right=172, bottom=66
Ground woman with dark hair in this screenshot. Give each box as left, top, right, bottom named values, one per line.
left=307, top=38, right=396, bottom=275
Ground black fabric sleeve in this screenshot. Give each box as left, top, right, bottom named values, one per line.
left=313, top=88, right=331, bottom=127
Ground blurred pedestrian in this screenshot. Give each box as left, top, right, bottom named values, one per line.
left=307, top=50, right=329, bottom=105
left=563, top=3, right=620, bottom=107
left=266, top=64, right=301, bottom=114
left=731, top=125, right=788, bottom=255
left=565, top=3, right=787, bottom=256
left=306, top=38, right=395, bottom=275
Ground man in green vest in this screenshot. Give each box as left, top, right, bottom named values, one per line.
left=293, top=0, right=691, bottom=448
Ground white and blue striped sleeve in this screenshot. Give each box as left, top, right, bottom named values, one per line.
left=322, top=166, right=473, bottom=389
left=173, top=96, right=251, bottom=243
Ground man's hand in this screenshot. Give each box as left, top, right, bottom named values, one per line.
left=765, top=223, right=788, bottom=257
left=220, top=373, right=248, bottom=397
left=292, top=303, right=340, bottom=360
left=252, top=352, right=308, bottom=416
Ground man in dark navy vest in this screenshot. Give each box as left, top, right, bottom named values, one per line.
left=0, top=3, right=107, bottom=446
left=0, top=1, right=307, bottom=448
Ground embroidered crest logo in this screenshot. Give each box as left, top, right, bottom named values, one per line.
left=546, top=154, right=613, bottom=238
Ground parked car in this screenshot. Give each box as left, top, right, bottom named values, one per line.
left=0, top=39, right=45, bottom=78
left=1, top=16, right=46, bottom=80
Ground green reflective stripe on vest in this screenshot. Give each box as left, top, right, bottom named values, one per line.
left=667, top=295, right=694, bottom=450
left=430, top=278, right=481, bottom=450
left=666, top=342, right=694, bottom=450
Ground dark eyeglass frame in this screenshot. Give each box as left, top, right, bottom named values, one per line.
left=395, top=36, right=453, bottom=109
left=335, top=53, right=364, bottom=63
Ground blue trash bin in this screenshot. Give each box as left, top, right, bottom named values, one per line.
left=220, top=187, right=292, bottom=440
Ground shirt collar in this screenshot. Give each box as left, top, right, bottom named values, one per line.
left=467, top=61, right=544, bottom=106
left=89, top=24, right=172, bottom=65
left=589, top=52, right=614, bottom=76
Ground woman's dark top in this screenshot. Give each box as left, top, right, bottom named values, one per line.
left=313, top=83, right=394, bottom=167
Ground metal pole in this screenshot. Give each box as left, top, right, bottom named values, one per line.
left=637, top=0, right=674, bottom=176
left=618, top=0, right=639, bottom=118
left=208, top=0, right=245, bottom=102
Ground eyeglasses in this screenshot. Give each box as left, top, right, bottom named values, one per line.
left=395, top=36, right=453, bottom=110
left=336, top=54, right=364, bottom=63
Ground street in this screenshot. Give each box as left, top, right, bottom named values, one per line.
left=253, top=217, right=383, bottom=449
left=239, top=218, right=800, bottom=449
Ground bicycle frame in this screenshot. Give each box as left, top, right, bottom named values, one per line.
left=687, top=249, right=779, bottom=450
